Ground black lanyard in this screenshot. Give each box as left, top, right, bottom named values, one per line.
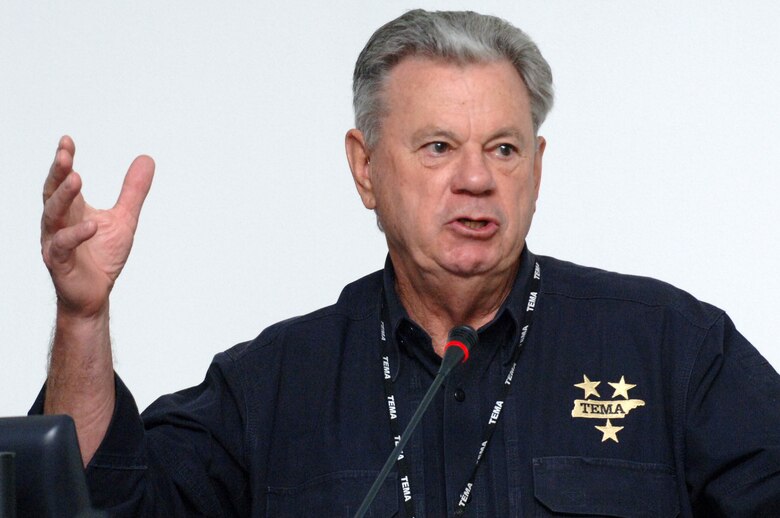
left=379, top=261, right=541, bottom=517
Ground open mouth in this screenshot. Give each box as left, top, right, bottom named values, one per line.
left=458, top=218, right=489, bottom=230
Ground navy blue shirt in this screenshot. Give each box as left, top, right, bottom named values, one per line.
left=32, top=249, right=780, bottom=516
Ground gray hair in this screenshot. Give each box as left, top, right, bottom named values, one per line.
left=353, top=9, right=554, bottom=149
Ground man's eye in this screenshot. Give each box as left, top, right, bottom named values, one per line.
left=496, top=144, right=517, bottom=157
left=427, top=142, right=451, bottom=154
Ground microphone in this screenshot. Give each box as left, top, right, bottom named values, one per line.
left=354, top=325, right=478, bottom=518
left=437, top=325, right=477, bottom=377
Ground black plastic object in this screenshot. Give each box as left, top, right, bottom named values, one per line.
left=0, top=415, right=101, bottom=517
left=0, top=452, right=15, bottom=518
left=353, top=325, right=478, bottom=518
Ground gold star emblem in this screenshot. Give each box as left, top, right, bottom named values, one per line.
left=608, top=376, right=636, bottom=399
left=595, top=419, right=624, bottom=443
left=574, top=374, right=600, bottom=399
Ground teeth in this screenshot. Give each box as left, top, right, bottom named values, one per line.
left=460, top=219, right=487, bottom=229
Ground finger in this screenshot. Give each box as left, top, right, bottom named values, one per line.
left=47, top=220, right=98, bottom=266
left=114, top=155, right=155, bottom=226
left=42, top=171, right=83, bottom=234
left=43, top=136, right=77, bottom=202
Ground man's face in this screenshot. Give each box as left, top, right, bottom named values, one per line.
left=349, top=57, right=545, bottom=280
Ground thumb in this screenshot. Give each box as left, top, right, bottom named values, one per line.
left=114, top=155, right=155, bottom=225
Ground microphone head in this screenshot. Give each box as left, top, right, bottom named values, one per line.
left=444, top=325, right=478, bottom=364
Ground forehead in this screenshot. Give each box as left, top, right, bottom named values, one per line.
left=380, top=56, right=534, bottom=138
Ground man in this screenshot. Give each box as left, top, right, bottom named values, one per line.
left=36, top=9, right=779, bottom=516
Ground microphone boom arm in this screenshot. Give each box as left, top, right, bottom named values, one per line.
left=353, top=326, right=477, bottom=518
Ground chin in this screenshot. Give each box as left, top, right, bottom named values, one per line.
left=440, top=246, right=519, bottom=278
left=440, top=255, right=499, bottom=278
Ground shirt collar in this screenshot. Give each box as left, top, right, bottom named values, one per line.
left=381, top=245, right=537, bottom=368
left=485, top=245, right=537, bottom=364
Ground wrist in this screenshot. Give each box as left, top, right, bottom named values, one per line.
left=51, top=300, right=112, bottom=366
left=55, top=298, right=110, bottom=324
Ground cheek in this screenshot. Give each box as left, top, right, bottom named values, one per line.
left=501, top=176, right=537, bottom=223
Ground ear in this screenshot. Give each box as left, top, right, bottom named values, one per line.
left=345, top=128, right=376, bottom=209
left=533, top=136, right=546, bottom=200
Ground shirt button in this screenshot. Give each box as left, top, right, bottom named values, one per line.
left=453, top=388, right=466, bottom=402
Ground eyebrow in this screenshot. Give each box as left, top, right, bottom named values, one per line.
left=409, top=125, right=528, bottom=148
left=409, top=126, right=460, bottom=146
left=487, top=127, right=527, bottom=148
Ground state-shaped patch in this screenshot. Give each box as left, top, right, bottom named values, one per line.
left=571, top=375, right=645, bottom=443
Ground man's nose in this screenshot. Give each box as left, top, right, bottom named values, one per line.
left=451, top=149, right=496, bottom=196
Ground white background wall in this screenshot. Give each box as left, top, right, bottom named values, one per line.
left=1, top=1, right=778, bottom=415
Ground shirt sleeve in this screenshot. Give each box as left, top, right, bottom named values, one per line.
left=684, top=313, right=780, bottom=516
left=29, top=352, right=249, bottom=517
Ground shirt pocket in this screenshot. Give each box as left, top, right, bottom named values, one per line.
left=266, top=470, right=398, bottom=518
left=532, top=456, right=679, bottom=517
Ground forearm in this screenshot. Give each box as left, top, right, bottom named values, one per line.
left=45, top=302, right=115, bottom=466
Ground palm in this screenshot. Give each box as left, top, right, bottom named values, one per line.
left=77, top=203, right=136, bottom=282
left=54, top=199, right=135, bottom=309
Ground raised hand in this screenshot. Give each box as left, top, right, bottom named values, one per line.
left=41, top=136, right=155, bottom=317
left=41, top=136, right=155, bottom=465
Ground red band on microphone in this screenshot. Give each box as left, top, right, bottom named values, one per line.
left=446, top=340, right=470, bottom=363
